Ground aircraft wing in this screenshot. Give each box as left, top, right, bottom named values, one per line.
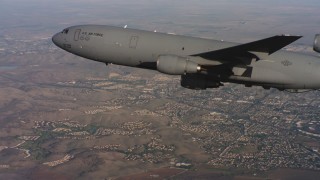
left=192, top=35, right=302, bottom=64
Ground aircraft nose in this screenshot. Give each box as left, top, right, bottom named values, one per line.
left=52, top=33, right=62, bottom=48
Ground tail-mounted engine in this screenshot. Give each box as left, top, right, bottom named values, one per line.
left=314, top=34, right=320, bottom=53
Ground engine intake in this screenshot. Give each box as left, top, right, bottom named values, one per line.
left=314, top=34, right=320, bottom=53
left=157, top=55, right=201, bottom=75
left=181, top=74, right=222, bottom=90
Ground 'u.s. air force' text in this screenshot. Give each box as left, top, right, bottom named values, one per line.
left=81, top=32, right=104, bottom=37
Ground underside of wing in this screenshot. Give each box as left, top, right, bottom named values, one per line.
left=192, top=35, right=302, bottom=64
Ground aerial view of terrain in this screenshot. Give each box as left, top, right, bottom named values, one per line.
left=1, top=0, right=320, bottom=179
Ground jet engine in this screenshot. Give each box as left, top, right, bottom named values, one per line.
left=314, top=34, right=320, bottom=53
left=181, top=74, right=222, bottom=90
left=157, top=55, right=201, bottom=75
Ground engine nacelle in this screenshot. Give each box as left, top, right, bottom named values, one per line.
left=157, top=55, right=201, bottom=75
left=314, top=34, right=320, bottom=53
left=181, top=74, right=222, bottom=90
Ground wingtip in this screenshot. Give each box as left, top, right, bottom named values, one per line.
left=279, top=34, right=303, bottom=38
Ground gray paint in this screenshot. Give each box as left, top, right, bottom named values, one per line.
left=52, top=25, right=320, bottom=91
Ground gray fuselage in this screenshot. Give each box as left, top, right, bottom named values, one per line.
left=52, top=25, right=320, bottom=90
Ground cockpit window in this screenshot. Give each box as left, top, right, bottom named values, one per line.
left=61, top=29, right=69, bottom=34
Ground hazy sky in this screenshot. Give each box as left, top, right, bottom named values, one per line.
left=0, top=0, right=319, bottom=43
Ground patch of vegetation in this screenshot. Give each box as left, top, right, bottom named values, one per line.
left=253, top=133, right=267, bottom=139
left=190, top=121, right=202, bottom=126
left=177, top=155, right=192, bottom=163
left=20, top=131, right=62, bottom=160
left=84, top=124, right=99, bottom=134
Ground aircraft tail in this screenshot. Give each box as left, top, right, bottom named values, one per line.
left=314, top=34, right=320, bottom=53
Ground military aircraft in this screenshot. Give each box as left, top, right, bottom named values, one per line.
left=52, top=25, right=320, bottom=92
